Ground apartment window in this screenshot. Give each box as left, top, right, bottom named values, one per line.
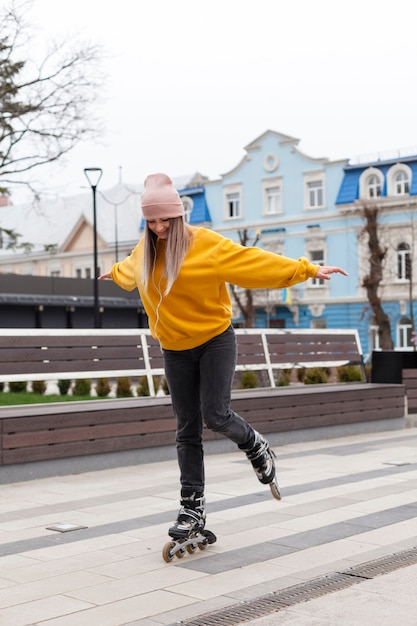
left=308, top=181, right=324, bottom=208
left=223, top=184, right=242, bottom=219
left=50, top=270, right=60, bottom=277
left=395, top=171, right=410, bottom=195
left=370, top=324, right=380, bottom=351
left=227, top=192, right=240, bottom=218
left=268, top=186, right=281, bottom=213
left=181, top=196, right=193, bottom=223
left=75, top=269, right=82, bottom=278
left=397, top=317, right=413, bottom=349
left=359, top=167, right=384, bottom=200
left=310, top=250, right=325, bottom=286
left=387, top=163, right=412, bottom=196
left=262, top=176, right=283, bottom=215
left=262, top=177, right=283, bottom=215
left=397, top=242, right=411, bottom=280
left=85, top=267, right=91, bottom=279
left=304, top=172, right=325, bottom=210
left=368, top=175, right=382, bottom=198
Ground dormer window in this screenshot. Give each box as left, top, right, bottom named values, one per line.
left=181, top=196, right=193, bottom=223
left=395, top=171, right=409, bottom=194
left=387, top=163, right=412, bottom=196
left=359, top=167, right=384, bottom=200
left=368, top=175, right=382, bottom=198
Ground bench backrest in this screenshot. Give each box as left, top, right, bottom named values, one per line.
left=0, top=328, right=365, bottom=395
left=0, top=329, right=164, bottom=396
left=234, top=328, right=365, bottom=386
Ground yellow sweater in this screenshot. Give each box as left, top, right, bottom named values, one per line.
left=110, top=227, right=319, bottom=350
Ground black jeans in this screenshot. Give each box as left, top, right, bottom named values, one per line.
left=163, top=326, right=254, bottom=496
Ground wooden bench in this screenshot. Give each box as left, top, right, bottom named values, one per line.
left=0, top=328, right=366, bottom=393
left=0, top=329, right=406, bottom=466
left=402, top=370, right=417, bottom=413
left=0, top=329, right=165, bottom=396
left=234, top=328, right=368, bottom=385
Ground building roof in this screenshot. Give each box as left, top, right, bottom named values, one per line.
left=0, top=174, right=202, bottom=257
left=178, top=185, right=211, bottom=223
left=336, top=156, right=417, bottom=204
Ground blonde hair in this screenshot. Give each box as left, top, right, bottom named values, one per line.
left=142, top=217, right=191, bottom=295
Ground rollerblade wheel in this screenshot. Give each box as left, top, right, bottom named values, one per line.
left=162, top=541, right=176, bottom=563
left=175, top=546, right=186, bottom=558
left=270, top=480, right=281, bottom=501
left=202, top=529, right=217, bottom=544
left=186, top=542, right=198, bottom=554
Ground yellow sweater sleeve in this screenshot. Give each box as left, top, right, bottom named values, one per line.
left=110, top=242, right=142, bottom=291
left=211, top=233, right=319, bottom=288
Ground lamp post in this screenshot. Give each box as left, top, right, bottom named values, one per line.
left=84, top=167, right=103, bottom=328
left=114, top=204, right=119, bottom=263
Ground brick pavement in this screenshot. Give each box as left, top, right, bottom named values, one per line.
left=0, top=424, right=416, bottom=625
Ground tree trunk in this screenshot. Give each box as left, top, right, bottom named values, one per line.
left=230, top=284, right=255, bottom=328
left=229, top=229, right=260, bottom=328
left=361, top=204, right=393, bottom=350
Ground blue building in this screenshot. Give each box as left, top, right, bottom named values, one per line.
left=201, top=131, right=352, bottom=332
left=184, top=130, right=417, bottom=358
left=335, top=152, right=417, bottom=355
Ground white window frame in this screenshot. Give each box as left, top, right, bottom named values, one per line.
left=181, top=196, right=193, bottom=223
left=395, top=171, right=409, bottom=195
left=397, top=242, right=411, bottom=280
left=386, top=163, right=411, bottom=196
left=303, top=171, right=326, bottom=210
left=359, top=167, right=384, bottom=200
left=308, top=181, right=323, bottom=208
left=368, top=175, right=382, bottom=198
left=397, top=318, right=413, bottom=350
left=223, top=184, right=242, bottom=220
left=262, top=177, right=283, bottom=215
left=310, top=249, right=325, bottom=286
left=370, top=325, right=380, bottom=351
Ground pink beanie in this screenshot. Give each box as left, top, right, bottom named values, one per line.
left=141, top=173, right=184, bottom=219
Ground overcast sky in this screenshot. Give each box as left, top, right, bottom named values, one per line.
left=11, top=0, right=417, bottom=202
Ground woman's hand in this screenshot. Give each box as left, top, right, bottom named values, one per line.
left=98, top=272, right=112, bottom=280
left=314, top=266, right=348, bottom=281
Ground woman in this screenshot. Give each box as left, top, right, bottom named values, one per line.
left=100, top=173, right=348, bottom=540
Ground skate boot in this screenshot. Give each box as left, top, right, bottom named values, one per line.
left=168, top=493, right=206, bottom=540
left=240, top=431, right=281, bottom=500
left=162, top=493, right=217, bottom=563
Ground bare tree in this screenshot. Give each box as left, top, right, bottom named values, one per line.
left=229, top=229, right=261, bottom=328
left=0, top=0, right=105, bottom=197
left=360, top=203, right=393, bottom=349
left=391, top=205, right=417, bottom=350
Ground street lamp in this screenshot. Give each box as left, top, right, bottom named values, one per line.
left=84, top=167, right=103, bottom=328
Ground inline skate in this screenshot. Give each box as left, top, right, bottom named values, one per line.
left=162, top=493, right=216, bottom=562
left=241, top=430, right=281, bottom=500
